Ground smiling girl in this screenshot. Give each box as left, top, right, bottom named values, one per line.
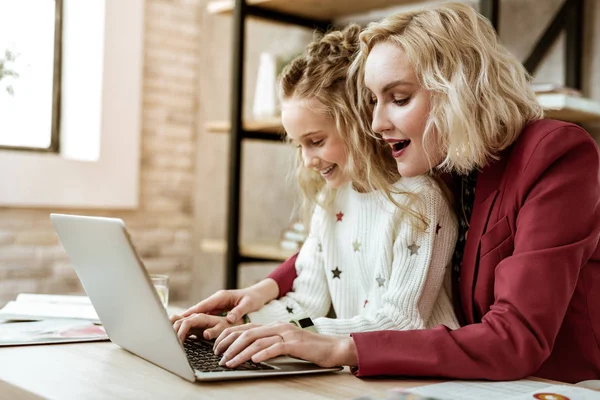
left=173, top=25, right=459, bottom=343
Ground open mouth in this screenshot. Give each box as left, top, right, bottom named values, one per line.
left=392, top=140, right=410, bottom=152
left=387, top=139, right=411, bottom=157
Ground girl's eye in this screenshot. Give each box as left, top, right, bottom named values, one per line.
left=312, top=139, right=324, bottom=147
left=393, top=97, right=410, bottom=106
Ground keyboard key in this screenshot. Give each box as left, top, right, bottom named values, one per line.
left=183, top=337, right=274, bottom=373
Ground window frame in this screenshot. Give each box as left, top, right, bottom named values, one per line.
left=0, top=0, right=143, bottom=209
left=0, top=0, right=63, bottom=153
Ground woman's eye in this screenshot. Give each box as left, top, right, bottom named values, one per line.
left=393, top=97, right=410, bottom=106
left=312, top=139, right=324, bottom=147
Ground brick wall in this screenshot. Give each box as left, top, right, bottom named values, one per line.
left=0, top=0, right=201, bottom=306
left=2, top=0, right=599, bottom=308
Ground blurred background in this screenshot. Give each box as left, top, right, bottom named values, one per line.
left=0, top=0, right=598, bottom=308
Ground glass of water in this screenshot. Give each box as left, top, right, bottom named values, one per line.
left=150, top=274, right=169, bottom=309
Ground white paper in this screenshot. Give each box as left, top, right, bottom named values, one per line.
left=0, top=319, right=107, bottom=346
left=0, top=293, right=99, bottom=322
left=406, top=380, right=554, bottom=400
left=514, top=384, right=600, bottom=399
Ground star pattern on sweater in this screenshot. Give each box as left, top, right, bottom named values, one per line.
left=363, top=299, right=369, bottom=308
left=317, top=243, right=322, bottom=252
left=286, top=306, right=294, bottom=314
left=376, top=275, right=385, bottom=287
left=336, top=211, right=344, bottom=222
left=331, top=266, right=342, bottom=279
left=352, top=240, right=361, bottom=252
left=408, top=243, right=420, bottom=256
left=436, top=223, right=442, bottom=234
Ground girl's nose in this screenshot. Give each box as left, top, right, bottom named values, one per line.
left=302, top=149, right=319, bottom=168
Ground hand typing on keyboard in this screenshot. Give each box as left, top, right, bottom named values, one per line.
left=183, top=337, right=274, bottom=373
left=172, top=313, right=244, bottom=343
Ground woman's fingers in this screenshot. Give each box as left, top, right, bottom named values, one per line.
left=217, top=323, right=345, bottom=368
left=221, top=336, right=283, bottom=367
left=214, top=324, right=259, bottom=354
left=219, top=323, right=294, bottom=365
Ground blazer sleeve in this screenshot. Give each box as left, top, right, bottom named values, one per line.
left=351, top=124, right=600, bottom=380
left=267, top=253, right=298, bottom=298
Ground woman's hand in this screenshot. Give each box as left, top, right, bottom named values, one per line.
left=173, top=313, right=243, bottom=342
left=170, top=278, right=279, bottom=325
left=214, top=322, right=358, bottom=369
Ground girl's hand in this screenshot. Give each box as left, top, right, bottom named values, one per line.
left=214, top=322, right=358, bottom=369
left=173, top=313, right=243, bottom=342
left=170, top=278, right=279, bottom=325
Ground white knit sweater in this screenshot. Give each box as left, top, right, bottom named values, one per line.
left=248, top=175, right=460, bottom=336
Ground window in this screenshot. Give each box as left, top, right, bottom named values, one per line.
left=0, top=0, right=143, bottom=208
left=0, top=0, right=62, bottom=152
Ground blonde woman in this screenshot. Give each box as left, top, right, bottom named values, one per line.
left=182, top=3, right=600, bottom=384
left=174, top=25, right=459, bottom=344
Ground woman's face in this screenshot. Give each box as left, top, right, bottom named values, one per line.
left=281, top=97, right=349, bottom=189
left=364, top=42, right=443, bottom=177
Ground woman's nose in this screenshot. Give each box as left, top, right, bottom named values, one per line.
left=371, top=104, right=392, bottom=135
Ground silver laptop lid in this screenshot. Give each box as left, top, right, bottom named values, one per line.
left=50, top=213, right=196, bottom=382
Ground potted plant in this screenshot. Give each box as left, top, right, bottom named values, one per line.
left=0, top=49, right=18, bottom=95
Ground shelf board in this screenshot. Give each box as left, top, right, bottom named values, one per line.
left=207, top=0, right=425, bottom=20
left=205, top=118, right=283, bottom=135
left=201, top=238, right=296, bottom=262
left=206, top=95, right=599, bottom=138
left=537, top=94, right=600, bottom=123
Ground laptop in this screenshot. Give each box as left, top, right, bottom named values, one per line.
left=50, top=213, right=342, bottom=382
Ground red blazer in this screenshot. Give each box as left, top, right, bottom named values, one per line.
left=268, top=119, right=600, bottom=383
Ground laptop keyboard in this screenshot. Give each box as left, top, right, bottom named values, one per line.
left=183, top=337, right=275, bottom=373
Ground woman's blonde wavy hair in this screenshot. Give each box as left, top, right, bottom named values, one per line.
left=351, top=2, right=544, bottom=175
left=280, top=25, right=427, bottom=228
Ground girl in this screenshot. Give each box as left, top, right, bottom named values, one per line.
left=173, top=25, right=459, bottom=342
left=186, top=3, right=600, bottom=384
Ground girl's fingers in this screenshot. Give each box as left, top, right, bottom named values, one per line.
left=172, top=317, right=185, bottom=332
left=175, top=314, right=220, bottom=342
left=203, top=325, right=226, bottom=341
left=182, top=290, right=237, bottom=317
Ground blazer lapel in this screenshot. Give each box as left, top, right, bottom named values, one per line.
left=459, top=155, right=509, bottom=324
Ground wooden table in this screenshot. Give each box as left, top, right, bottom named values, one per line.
left=0, top=340, right=445, bottom=400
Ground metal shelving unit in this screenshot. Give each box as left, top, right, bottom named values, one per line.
left=205, top=0, right=594, bottom=289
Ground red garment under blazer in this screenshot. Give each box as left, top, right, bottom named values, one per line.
left=268, top=119, right=600, bottom=383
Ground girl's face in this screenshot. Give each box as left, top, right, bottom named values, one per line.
left=282, top=98, right=349, bottom=189
left=364, top=42, right=443, bottom=177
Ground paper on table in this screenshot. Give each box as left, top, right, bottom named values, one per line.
left=404, top=380, right=600, bottom=400
left=14, top=293, right=92, bottom=305
left=405, top=380, right=550, bottom=400
left=0, top=293, right=99, bottom=323
left=513, top=384, right=600, bottom=399
left=0, top=319, right=108, bottom=346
